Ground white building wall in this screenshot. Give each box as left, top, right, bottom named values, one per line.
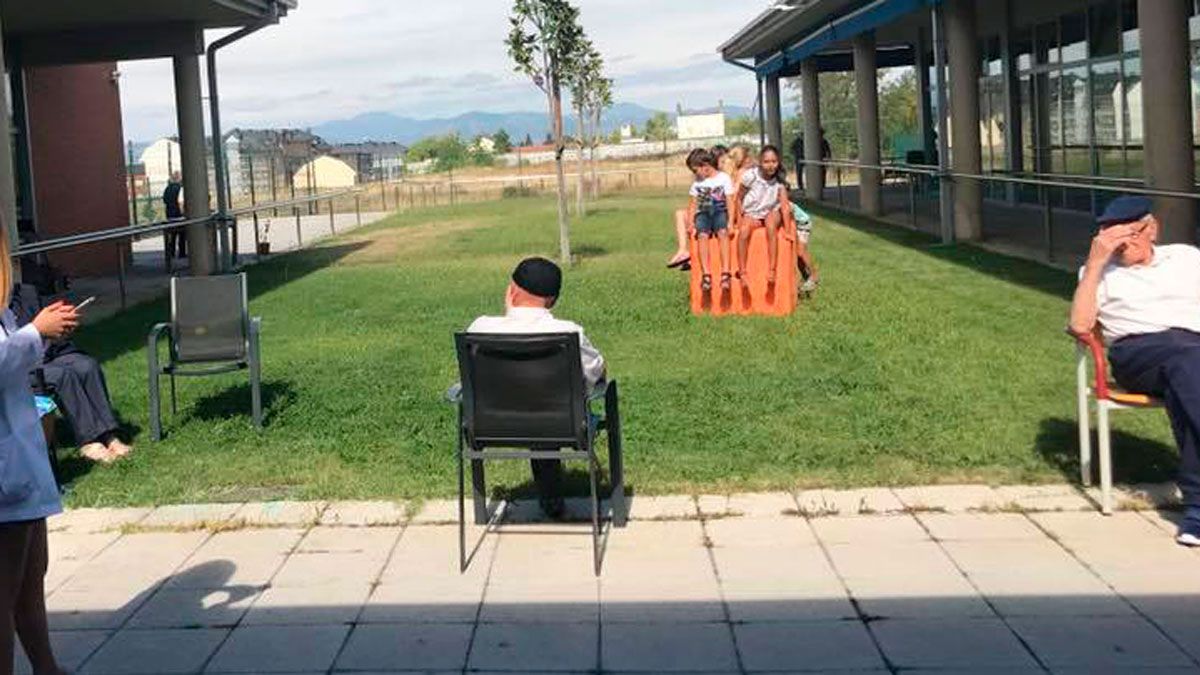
left=676, top=113, right=726, bottom=140
left=140, top=138, right=182, bottom=194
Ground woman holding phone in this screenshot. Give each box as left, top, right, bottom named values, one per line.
left=1, top=228, right=76, bottom=675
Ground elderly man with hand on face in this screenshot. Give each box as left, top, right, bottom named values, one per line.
left=466, top=257, right=606, bottom=519
left=1069, top=196, right=1200, bottom=546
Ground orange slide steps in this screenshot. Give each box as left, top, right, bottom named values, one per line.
left=689, top=225, right=797, bottom=316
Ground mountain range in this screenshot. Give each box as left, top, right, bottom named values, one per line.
left=311, top=102, right=752, bottom=145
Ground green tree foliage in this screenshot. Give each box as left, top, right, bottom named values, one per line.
left=407, top=133, right=469, bottom=172
left=786, top=67, right=921, bottom=162
left=492, top=129, right=513, bottom=154
left=725, top=115, right=760, bottom=137
left=644, top=111, right=676, bottom=141
left=506, top=0, right=588, bottom=263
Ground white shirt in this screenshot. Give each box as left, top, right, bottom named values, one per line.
left=467, top=306, right=606, bottom=389
left=740, top=167, right=783, bottom=219
left=1086, top=244, right=1200, bottom=343
left=0, top=309, right=61, bottom=523
left=689, top=172, right=733, bottom=209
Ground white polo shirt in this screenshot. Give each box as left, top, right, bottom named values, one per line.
left=466, top=306, right=606, bottom=389
left=1086, top=244, right=1200, bottom=344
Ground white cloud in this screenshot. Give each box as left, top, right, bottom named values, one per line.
left=118, top=0, right=770, bottom=141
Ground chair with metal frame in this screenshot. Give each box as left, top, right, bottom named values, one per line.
left=1073, top=326, right=1164, bottom=515
left=452, top=332, right=626, bottom=576
left=148, top=273, right=262, bottom=440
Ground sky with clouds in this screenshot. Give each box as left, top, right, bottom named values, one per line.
left=118, top=0, right=779, bottom=142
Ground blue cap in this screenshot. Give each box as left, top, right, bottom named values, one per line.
left=1097, top=195, right=1152, bottom=227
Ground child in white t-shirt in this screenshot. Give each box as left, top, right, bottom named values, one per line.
left=735, top=145, right=790, bottom=286
left=686, top=149, right=734, bottom=291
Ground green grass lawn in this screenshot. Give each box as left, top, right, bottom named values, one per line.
left=61, top=192, right=1178, bottom=506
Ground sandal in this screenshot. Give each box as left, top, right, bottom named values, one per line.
left=667, top=253, right=691, bottom=269
left=701, top=274, right=712, bottom=291
left=720, top=272, right=732, bottom=290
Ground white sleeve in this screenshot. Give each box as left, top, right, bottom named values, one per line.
left=0, top=322, right=44, bottom=381
left=576, top=329, right=606, bottom=390
left=688, top=182, right=700, bottom=197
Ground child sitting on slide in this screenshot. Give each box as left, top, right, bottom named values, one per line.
left=791, top=201, right=820, bottom=294
left=686, top=148, right=734, bottom=292
left=735, top=145, right=790, bottom=286
left=667, top=151, right=708, bottom=269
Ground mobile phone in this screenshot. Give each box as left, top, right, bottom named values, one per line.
left=75, top=296, right=97, bottom=310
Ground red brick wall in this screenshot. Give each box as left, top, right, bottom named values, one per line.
left=26, top=62, right=130, bottom=277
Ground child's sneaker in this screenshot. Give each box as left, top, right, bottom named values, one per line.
left=1177, top=508, right=1200, bottom=547
left=801, top=277, right=819, bottom=294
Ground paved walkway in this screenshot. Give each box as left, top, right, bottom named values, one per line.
left=18, top=488, right=1200, bottom=674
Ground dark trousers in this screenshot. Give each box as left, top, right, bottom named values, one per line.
left=1109, top=328, right=1200, bottom=509
left=39, top=353, right=119, bottom=445
left=166, top=222, right=187, bottom=259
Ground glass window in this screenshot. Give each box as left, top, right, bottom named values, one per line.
left=985, top=36, right=1002, bottom=77
left=1122, top=56, right=1143, bottom=177
left=1047, top=70, right=1064, bottom=172
left=1061, top=12, right=1088, bottom=63
left=1089, top=0, right=1120, bottom=58
left=1192, top=0, right=1200, bottom=42
left=1092, top=61, right=1123, bottom=176
left=1062, top=66, right=1090, bottom=174
left=1013, top=26, right=1034, bottom=72
left=1020, top=74, right=1034, bottom=172
left=1036, top=21, right=1059, bottom=65
left=1121, top=0, right=1139, bottom=53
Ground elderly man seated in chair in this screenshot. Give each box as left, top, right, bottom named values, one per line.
left=1069, top=196, right=1200, bottom=546
left=466, top=257, right=606, bottom=519
left=10, top=285, right=132, bottom=464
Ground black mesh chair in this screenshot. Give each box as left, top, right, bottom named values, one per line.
left=148, top=273, right=262, bottom=440
left=453, top=332, right=626, bottom=575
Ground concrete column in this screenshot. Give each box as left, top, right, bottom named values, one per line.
left=765, top=74, right=783, bottom=149
left=945, top=0, right=982, bottom=241
left=800, top=59, right=824, bottom=200
left=913, top=28, right=935, bottom=164
left=0, top=13, right=20, bottom=253
left=172, top=52, right=215, bottom=275
left=1139, top=0, right=1196, bottom=244
left=853, top=32, right=882, bottom=216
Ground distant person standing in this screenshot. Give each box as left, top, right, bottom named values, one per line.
left=162, top=171, right=187, bottom=260
left=820, top=128, right=832, bottom=186
left=790, top=135, right=805, bottom=191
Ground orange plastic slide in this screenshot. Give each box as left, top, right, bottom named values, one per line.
left=689, top=224, right=797, bottom=316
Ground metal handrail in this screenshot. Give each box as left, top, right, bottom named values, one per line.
left=793, top=158, right=1200, bottom=200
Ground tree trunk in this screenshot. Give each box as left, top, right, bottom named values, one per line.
left=575, top=101, right=586, bottom=218
left=590, top=107, right=600, bottom=199
left=548, top=80, right=571, bottom=264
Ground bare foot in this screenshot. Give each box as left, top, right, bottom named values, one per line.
left=80, top=442, right=116, bottom=464
left=106, top=438, right=133, bottom=458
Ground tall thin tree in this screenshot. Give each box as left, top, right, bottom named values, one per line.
left=507, top=0, right=586, bottom=263
left=568, top=44, right=602, bottom=218
left=587, top=74, right=612, bottom=200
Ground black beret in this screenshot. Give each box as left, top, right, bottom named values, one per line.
left=512, top=257, right=562, bottom=298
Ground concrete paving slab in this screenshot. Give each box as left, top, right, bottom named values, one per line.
left=80, top=628, right=227, bottom=674
left=993, top=485, right=1094, bottom=512
left=825, top=542, right=960, bottom=579
left=966, top=570, right=1132, bottom=618
left=626, top=494, right=697, bottom=520
left=603, top=622, right=737, bottom=672
left=320, top=500, right=408, bottom=526
left=242, top=582, right=371, bottom=625
left=809, top=515, right=928, bottom=544
left=48, top=508, right=153, bottom=534
left=941, top=539, right=1093, bottom=575
left=705, top=516, right=816, bottom=548
left=59, top=531, right=209, bottom=593
left=335, top=623, right=472, bottom=672
left=872, top=618, right=1040, bottom=669
left=1154, top=615, right=1200, bottom=661
left=1084, top=482, right=1181, bottom=511
left=795, top=488, right=905, bottom=516
left=892, top=485, right=1004, bottom=513
left=1029, top=512, right=1165, bottom=541
left=723, top=584, right=857, bottom=622
left=711, top=542, right=837, bottom=581
left=600, top=572, right=725, bottom=624
left=231, top=501, right=326, bottom=527
left=269, top=551, right=387, bottom=588
left=918, top=513, right=1045, bottom=541
left=726, top=491, right=799, bottom=518
left=139, top=503, right=244, bottom=529
left=295, top=526, right=400, bottom=558
left=481, top=581, right=599, bottom=624
left=14, top=630, right=108, bottom=675
left=844, top=574, right=995, bottom=619
left=1011, top=617, right=1195, bottom=668
left=47, top=586, right=156, bottom=630
left=361, top=576, right=486, bottom=624
left=735, top=621, right=886, bottom=671
left=128, top=588, right=260, bottom=628
left=183, top=528, right=304, bottom=559
left=206, top=624, right=350, bottom=673
left=469, top=622, right=597, bottom=672
left=407, top=498, right=457, bottom=524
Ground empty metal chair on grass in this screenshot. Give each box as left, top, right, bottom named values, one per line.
left=148, top=273, right=262, bottom=440
left=452, top=332, right=627, bottom=576
left=1074, top=327, right=1164, bottom=515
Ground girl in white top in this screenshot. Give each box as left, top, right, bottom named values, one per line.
left=0, top=227, right=77, bottom=675
left=735, top=145, right=791, bottom=285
